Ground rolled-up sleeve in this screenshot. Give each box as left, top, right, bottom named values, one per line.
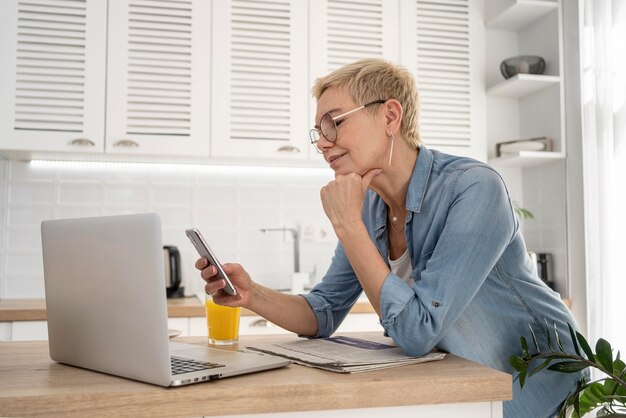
left=301, top=242, right=363, bottom=338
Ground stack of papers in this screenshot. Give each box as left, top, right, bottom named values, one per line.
left=246, top=335, right=445, bottom=373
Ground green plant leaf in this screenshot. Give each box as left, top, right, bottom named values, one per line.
left=530, top=357, right=556, bottom=377
left=614, top=357, right=626, bottom=378
left=577, top=331, right=595, bottom=362
left=521, top=336, right=529, bottom=357
left=548, top=361, right=590, bottom=373
left=519, top=367, right=527, bottom=389
left=597, top=339, right=614, bottom=372
left=579, top=381, right=612, bottom=416
left=568, top=323, right=582, bottom=357
left=545, top=319, right=554, bottom=350
left=555, top=321, right=566, bottom=351
left=509, top=355, right=526, bottom=372
left=529, top=324, right=540, bottom=352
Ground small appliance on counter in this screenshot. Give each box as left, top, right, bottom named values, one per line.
left=163, top=245, right=184, bottom=298
left=528, top=251, right=554, bottom=290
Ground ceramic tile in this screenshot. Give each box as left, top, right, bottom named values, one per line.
left=6, top=253, right=43, bottom=276
left=152, top=185, right=193, bottom=206
left=283, top=186, right=322, bottom=208
left=4, top=275, right=45, bottom=299
left=238, top=185, right=281, bottom=207
left=58, top=184, right=102, bottom=205
left=194, top=185, right=236, bottom=207
left=193, top=207, right=237, bottom=228
left=9, top=182, right=55, bottom=204
left=105, top=185, right=148, bottom=205
left=7, top=206, right=54, bottom=227
left=155, top=208, right=193, bottom=228
left=9, top=160, right=56, bottom=182
left=57, top=206, right=102, bottom=220
left=6, top=228, right=41, bottom=251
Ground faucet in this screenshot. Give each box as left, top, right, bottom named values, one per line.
left=259, top=227, right=300, bottom=273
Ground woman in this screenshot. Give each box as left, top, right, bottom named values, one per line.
left=197, top=58, right=582, bottom=417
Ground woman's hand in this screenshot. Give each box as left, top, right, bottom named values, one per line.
left=195, top=259, right=252, bottom=307
left=320, top=168, right=381, bottom=237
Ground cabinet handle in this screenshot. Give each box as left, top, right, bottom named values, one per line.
left=277, top=145, right=301, bottom=153
left=68, top=138, right=95, bottom=147
left=250, top=319, right=275, bottom=328
left=113, top=139, right=140, bottom=148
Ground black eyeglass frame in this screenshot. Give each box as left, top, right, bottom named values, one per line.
left=309, top=99, right=388, bottom=152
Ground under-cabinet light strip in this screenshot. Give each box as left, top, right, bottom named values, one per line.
left=28, top=159, right=332, bottom=176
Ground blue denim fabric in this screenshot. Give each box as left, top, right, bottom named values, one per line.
left=302, top=146, right=582, bottom=418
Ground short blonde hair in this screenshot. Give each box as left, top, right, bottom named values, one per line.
left=312, top=58, right=420, bottom=148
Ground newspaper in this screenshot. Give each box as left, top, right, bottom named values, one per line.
left=246, top=334, right=445, bottom=373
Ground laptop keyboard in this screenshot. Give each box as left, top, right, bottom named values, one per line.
left=170, top=356, right=225, bottom=375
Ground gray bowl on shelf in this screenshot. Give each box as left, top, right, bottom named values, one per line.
left=500, top=55, right=546, bottom=79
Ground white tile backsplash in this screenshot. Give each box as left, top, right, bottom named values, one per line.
left=0, top=160, right=338, bottom=298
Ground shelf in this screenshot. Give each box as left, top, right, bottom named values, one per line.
left=488, top=151, right=565, bottom=168
left=487, top=74, right=560, bottom=98
left=485, top=0, right=558, bottom=31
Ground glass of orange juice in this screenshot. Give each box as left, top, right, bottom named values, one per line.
left=205, top=295, right=241, bottom=345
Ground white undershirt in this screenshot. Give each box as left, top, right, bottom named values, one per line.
left=388, top=249, right=414, bottom=287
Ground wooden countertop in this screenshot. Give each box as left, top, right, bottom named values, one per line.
left=0, top=297, right=570, bottom=322
left=0, top=334, right=511, bottom=417
left=0, top=297, right=376, bottom=322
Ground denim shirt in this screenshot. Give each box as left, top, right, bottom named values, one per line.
left=302, top=146, right=582, bottom=418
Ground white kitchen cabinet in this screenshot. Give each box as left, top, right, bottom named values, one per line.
left=399, top=0, right=486, bottom=161
left=205, top=0, right=488, bottom=164
left=0, top=0, right=211, bottom=158
left=0, top=320, right=49, bottom=341
left=0, top=0, right=487, bottom=165
left=0, top=0, right=107, bottom=153
left=210, top=0, right=310, bottom=161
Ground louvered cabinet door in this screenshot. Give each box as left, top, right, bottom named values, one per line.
left=400, top=0, right=486, bottom=161
left=308, top=0, right=400, bottom=163
left=211, top=0, right=309, bottom=160
left=0, top=0, right=107, bottom=153
left=105, top=0, right=211, bottom=157
left=309, top=0, right=399, bottom=76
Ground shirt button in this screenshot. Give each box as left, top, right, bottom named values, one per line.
left=432, top=301, right=441, bottom=308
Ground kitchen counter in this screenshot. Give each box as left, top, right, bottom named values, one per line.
left=0, top=333, right=511, bottom=417
left=0, top=297, right=377, bottom=322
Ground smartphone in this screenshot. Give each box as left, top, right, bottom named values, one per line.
left=185, top=228, right=237, bottom=296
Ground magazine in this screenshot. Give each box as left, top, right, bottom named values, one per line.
left=246, top=334, right=445, bottom=373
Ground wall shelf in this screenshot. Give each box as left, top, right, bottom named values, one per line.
left=485, top=0, right=558, bottom=31
left=489, top=150, right=565, bottom=168
left=487, top=74, right=560, bottom=98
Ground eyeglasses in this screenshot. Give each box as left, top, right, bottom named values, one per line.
left=309, top=99, right=387, bottom=153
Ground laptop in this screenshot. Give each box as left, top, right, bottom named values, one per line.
left=41, top=213, right=290, bottom=387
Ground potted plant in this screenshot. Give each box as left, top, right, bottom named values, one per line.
left=510, top=322, right=626, bottom=417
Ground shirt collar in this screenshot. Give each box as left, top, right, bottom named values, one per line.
left=406, top=145, right=433, bottom=213
left=373, top=145, right=434, bottom=235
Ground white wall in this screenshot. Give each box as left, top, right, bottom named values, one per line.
left=0, top=159, right=338, bottom=299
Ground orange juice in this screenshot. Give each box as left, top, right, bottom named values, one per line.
left=205, top=298, right=241, bottom=345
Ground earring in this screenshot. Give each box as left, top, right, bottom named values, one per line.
left=388, top=131, right=395, bottom=166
